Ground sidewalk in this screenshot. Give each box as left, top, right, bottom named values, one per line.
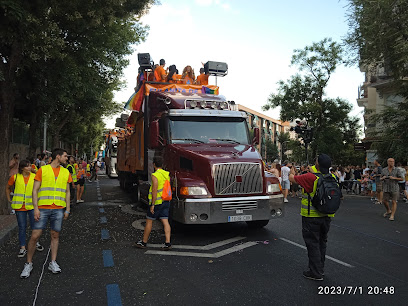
left=0, top=214, right=17, bottom=247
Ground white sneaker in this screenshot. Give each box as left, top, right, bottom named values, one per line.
left=36, top=242, right=44, bottom=251
left=48, top=261, right=62, bottom=274
left=17, top=248, right=27, bottom=258
left=284, top=198, right=289, bottom=203
left=20, top=262, right=33, bottom=278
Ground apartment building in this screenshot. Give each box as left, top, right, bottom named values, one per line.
left=237, top=104, right=292, bottom=161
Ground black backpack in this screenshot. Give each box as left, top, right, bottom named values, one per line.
left=307, top=173, right=341, bottom=215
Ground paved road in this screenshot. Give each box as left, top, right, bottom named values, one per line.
left=1, top=175, right=407, bottom=306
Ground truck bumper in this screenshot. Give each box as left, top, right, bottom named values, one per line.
left=171, top=194, right=284, bottom=225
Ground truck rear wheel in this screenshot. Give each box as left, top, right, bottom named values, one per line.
left=246, top=220, right=269, bottom=229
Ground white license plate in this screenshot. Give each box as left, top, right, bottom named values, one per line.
left=228, top=215, right=252, bottom=222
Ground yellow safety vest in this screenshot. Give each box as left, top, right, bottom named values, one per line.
left=67, top=164, right=77, bottom=182
left=86, top=164, right=90, bottom=172
left=11, top=173, right=35, bottom=210
left=148, top=169, right=170, bottom=205
left=38, top=165, right=69, bottom=207
left=300, top=171, right=335, bottom=218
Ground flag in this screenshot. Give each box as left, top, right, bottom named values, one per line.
left=124, top=73, right=145, bottom=111
left=201, top=86, right=219, bottom=95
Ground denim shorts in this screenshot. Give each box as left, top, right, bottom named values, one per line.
left=281, top=179, right=290, bottom=190
left=147, top=201, right=170, bottom=220
left=32, top=209, right=65, bottom=232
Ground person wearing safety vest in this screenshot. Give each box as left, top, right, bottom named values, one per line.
left=289, top=154, right=334, bottom=281
left=20, top=148, right=72, bottom=279
left=135, top=156, right=172, bottom=250
left=6, top=159, right=44, bottom=258
left=66, top=156, right=77, bottom=205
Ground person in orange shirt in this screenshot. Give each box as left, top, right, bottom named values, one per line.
left=196, top=68, right=209, bottom=85
left=181, top=65, right=196, bottom=85
left=76, top=163, right=86, bottom=203
left=166, top=65, right=178, bottom=83
left=6, top=159, right=44, bottom=258
left=20, top=148, right=72, bottom=279
left=154, top=59, right=167, bottom=82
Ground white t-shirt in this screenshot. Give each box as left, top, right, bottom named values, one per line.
left=281, top=166, right=290, bottom=181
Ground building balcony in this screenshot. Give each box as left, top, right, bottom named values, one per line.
left=357, top=97, right=368, bottom=108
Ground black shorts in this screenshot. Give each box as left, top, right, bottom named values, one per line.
left=77, top=178, right=85, bottom=186
left=146, top=201, right=170, bottom=220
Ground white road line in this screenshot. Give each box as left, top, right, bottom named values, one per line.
left=147, top=236, right=246, bottom=250
left=145, top=242, right=257, bottom=258
left=280, top=238, right=354, bottom=268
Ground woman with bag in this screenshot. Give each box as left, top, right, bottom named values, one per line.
left=5, top=159, right=44, bottom=257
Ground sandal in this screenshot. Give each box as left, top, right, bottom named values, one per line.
left=383, top=212, right=391, bottom=217
left=389, top=216, right=394, bottom=221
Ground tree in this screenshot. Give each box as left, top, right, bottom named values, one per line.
left=345, top=0, right=408, bottom=162
left=265, top=138, right=279, bottom=162
left=263, top=38, right=361, bottom=163
left=0, top=0, right=153, bottom=214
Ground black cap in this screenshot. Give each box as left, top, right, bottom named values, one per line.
left=318, top=154, right=331, bottom=174
left=160, top=59, right=165, bottom=65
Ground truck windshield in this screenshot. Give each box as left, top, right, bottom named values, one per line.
left=169, top=117, right=250, bottom=144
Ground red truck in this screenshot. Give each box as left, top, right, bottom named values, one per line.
left=116, top=55, right=283, bottom=228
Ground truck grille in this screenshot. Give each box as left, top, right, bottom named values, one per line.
left=213, top=163, right=263, bottom=195
left=222, top=200, right=258, bottom=211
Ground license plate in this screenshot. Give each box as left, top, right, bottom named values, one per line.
left=228, top=215, right=252, bottom=222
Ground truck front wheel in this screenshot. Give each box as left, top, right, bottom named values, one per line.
left=246, top=220, right=269, bottom=229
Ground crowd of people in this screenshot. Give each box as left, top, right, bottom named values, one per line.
left=143, top=58, right=210, bottom=85
left=265, top=158, right=408, bottom=220
left=6, top=150, right=103, bottom=277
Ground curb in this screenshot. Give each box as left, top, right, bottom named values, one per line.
left=0, top=216, right=18, bottom=248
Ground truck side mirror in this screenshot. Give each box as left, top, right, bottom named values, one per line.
left=150, top=121, right=160, bottom=148
left=253, top=127, right=260, bottom=145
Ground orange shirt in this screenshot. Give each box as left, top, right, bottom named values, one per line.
left=196, top=74, right=209, bottom=85
left=182, top=75, right=195, bottom=85
left=8, top=175, right=30, bottom=211
left=154, top=66, right=166, bottom=82
left=77, top=169, right=86, bottom=180
left=35, top=166, right=73, bottom=209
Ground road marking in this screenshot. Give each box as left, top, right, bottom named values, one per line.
left=106, top=284, right=122, bottom=306
left=103, top=250, right=114, bottom=267
left=98, top=202, right=103, bottom=206
left=101, top=229, right=110, bottom=240
left=145, top=241, right=258, bottom=258
left=280, top=238, right=354, bottom=268
left=100, top=216, right=107, bottom=224
left=99, top=208, right=105, bottom=213
left=98, top=197, right=102, bottom=201
left=147, top=236, right=246, bottom=250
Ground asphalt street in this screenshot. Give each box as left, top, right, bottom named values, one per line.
left=1, top=175, right=407, bottom=306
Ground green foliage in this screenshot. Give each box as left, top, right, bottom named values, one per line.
left=345, top=0, right=408, bottom=163
left=1, top=0, right=154, bottom=152
left=263, top=38, right=361, bottom=163
left=265, top=138, right=279, bottom=162
left=368, top=103, right=408, bottom=162
left=345, top=0, right=408, bottom=79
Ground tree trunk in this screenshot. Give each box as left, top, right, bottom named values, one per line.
left=51, top=112, right=71, bottom=148
left=28, top=98, right=39, bottom=157
left=0, top=79, right=15, bottom=215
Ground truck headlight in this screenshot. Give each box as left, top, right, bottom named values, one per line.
left=267, top=182, right=280, bottom=194
left=180, top=187, right=208, bottom=196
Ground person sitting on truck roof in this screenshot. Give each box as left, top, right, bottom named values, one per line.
left=166, top=65, right=178, bottom=83
left=148, top=64, right=158, bottom=81
left=154, top=59, right=167, bottom=82
left=181, top=65, right=195, bottom=85
left=196, top=68, right=209, bottom=85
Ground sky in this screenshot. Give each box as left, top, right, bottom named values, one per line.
left=104, top=0, right=364, bottom=128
